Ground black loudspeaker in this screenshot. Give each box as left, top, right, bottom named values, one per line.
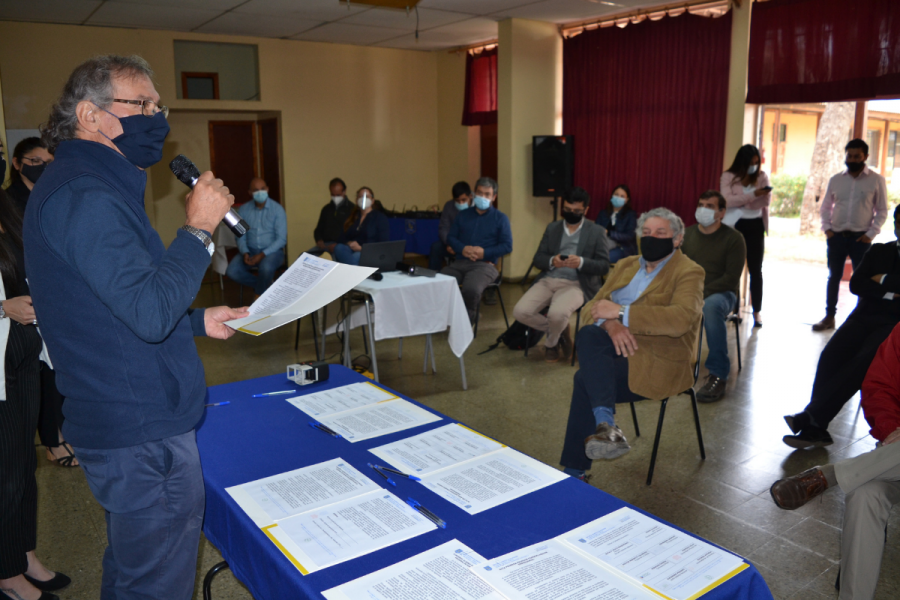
left=533, top=135, right=574, bottom=197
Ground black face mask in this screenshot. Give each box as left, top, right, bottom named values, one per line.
left=0, top=157, right=5, bottom=181
left=561, top=210, right=583, bottom=225
left=846, top=160, right=865, bottom=173
left=640, top=236, right=674, bottom=262
left=21, top=163, right=46, bottom=184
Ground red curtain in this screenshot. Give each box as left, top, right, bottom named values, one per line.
left=747, top=0, right=900, bottom=104
left=462, top=48, right=498, bottom=126
left=563, top=14, right=732, bottom=224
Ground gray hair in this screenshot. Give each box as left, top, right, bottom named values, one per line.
left=474, top=177, right=498, bottom=195
left=41, top=55, right=154, bottom=153
left=636, top=207, right=684, bottom=239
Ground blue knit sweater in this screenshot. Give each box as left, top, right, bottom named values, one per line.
left=24, top=140, right=211, bottom=449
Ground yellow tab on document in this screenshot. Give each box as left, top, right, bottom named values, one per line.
left=456, top=423, right=506, bottom=447
left=648, top=562, right=749, bottom=600
left=262, top=524, right=309, bottom=576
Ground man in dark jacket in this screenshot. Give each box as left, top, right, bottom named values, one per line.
left=311, top=177, right=354, bottom=255
left=24, top=55, right=248, bottom=600
left=512, top=187, right=609, bottom=362
left=429, top=181, right=471, bottom=271
left=783, top=204, right=900, bottom=448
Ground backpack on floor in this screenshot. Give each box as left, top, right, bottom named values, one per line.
left=478, top=321, right=544, bottom=355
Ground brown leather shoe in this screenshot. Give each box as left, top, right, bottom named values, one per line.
left=544, top=344, right=561, bottom=362
left=812, top=316, right=835, bottom=331
left=770, top=467, right=829, bottom=510
left=584, top=423, right=631, bottom=460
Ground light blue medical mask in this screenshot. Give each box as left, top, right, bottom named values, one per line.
left=456, top=202, right=470, bottom=211
left=748, top=164, right=759, bottom=175
left=473, top=195, right=491, bottom=210
left=611, top=195, right=626, bottom=208
left=252, top=190, right=268, bottom=204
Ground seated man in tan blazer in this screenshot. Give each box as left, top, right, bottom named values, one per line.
left=560, top=207, right=704, bottom=481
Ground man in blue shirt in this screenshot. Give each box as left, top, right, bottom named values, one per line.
left=225, top=177, right=287, bottom=296
left=441, top=177, right=513, bottom=324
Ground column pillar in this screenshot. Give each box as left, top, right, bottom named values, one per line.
left=723, top=0, right=753, bottom=167
left=497, top=18, right=562, bottom=279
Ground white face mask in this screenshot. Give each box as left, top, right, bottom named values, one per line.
left=358, top=194, right=372, bottom=211
left=747, top=164, right=758, bottom=175
left=695, top=206, right=717, bottom=228
left=331, top=195, right=344, bottom=206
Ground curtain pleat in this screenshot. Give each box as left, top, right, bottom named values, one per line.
left=462, top=48, right=498, bottom=126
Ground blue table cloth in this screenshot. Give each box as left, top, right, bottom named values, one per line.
left=388, top=217, right=440, bottom=255
left=197, top=366, right=773, bottom=600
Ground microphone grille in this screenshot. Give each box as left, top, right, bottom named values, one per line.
left=169, top=154, right=200, bottom=184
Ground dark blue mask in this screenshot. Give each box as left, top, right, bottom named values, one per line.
left=99, top=108, right=170, bottom=169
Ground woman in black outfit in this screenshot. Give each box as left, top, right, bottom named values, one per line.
left=594, top=184, right=638, bottom=263
left=0, top=187, right=71, bottom=600
left=5, top=138, right=75, bottom=468
left=333, top=186, right=390, bottom=265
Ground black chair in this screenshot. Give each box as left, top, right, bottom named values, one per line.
left=524, top=307, right=581, bottom=365
left=472, top=257, right=509, bottom=338
left=628, top=316, right=706, bottom=485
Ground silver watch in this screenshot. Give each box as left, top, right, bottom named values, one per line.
left=0, top=302, right=6, bottom=319
left=181, top=225, right=215, bottom=257
left=617, top=305, right=626, bottom=322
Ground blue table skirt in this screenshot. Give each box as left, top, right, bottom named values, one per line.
left=196, top=366, right=773, bottom=600
left=388, top=218, right=439, bottom=255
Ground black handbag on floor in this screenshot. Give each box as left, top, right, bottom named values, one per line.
left=479, top=321, right=544, bottom=354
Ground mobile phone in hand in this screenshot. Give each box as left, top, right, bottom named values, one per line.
left=559, top=255, right=569, bottom=260
left=762, top=186, right=773, bottom=192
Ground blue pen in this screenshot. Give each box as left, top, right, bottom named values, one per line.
left=375, top=464, right=422, bottom=482
left=308, top=421, right=342, bottom=438
left=205, top=401, right=230, bottom=407
left=367, top=463, right=397, bottom=487
left=407, top=497, right=446, bottom=528
left=253, top=390, right=295, bottom=397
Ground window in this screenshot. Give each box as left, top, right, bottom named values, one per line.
left=867, top=129, right=881, bottom=169
left=181, top=72, right=219, bottom=100
left=778, top=123, right=787, bottom=142
left=174, top=41, right=259, bottom=101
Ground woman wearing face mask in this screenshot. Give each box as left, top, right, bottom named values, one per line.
left=6, top=138, right=54, bottom=215
left=333, top=187, right=390, bottom=265
left=721, top=144, right=771, bottom=328
left=594, top=185, right=637, bottom=264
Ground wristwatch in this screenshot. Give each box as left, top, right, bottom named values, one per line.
left=181, top=225, right=215, bottom=257
left=617, top=305, right=626, bottom=322
left=0, top=302, right=6, bottom=320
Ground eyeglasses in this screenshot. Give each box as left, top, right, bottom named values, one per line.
left=21, top=156, right=50, bottom=166
left=113, top=99, right=169, bottom=118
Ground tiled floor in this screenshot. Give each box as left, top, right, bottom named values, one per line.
left=31, top=258, right=900, bottom=599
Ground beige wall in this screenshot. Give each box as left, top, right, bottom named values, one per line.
left=723, top=0, right=753, bottom=169
left=497, top=18, right=562, bottom=279
left=761, top=110, right=820, bottom=176
left=0, top=21, right=445, bottom=259
left=436, top=52, right=471, bottom=205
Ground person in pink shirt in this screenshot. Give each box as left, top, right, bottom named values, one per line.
left=720, top=144, right=771, bottom=328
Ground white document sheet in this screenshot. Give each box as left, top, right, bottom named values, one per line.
left=225, top=252, right=375, bottom=335
left=559, top=508, right=747, bottom=600
left=225, top=458, right=381, bottom=527
left=368, top=423, right=505, bottom=476
left=319, top=398, right=442, bottom=443
left=322, top=540, right=505, bottom=600
left=472, top=539, right=659, bottom=600
left=264, top=490, right=436, bottom=574
left=286, top=381, right=398, bottom=419
left=417, top=447, right=567, bottom=515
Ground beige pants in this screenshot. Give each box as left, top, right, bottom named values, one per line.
left=512, top=277, right=584, bottom=348
left=834, top=441, right=900, bottom=600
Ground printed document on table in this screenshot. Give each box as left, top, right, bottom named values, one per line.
left=225, top=252, right=375, bottom=335
left=322, top=540, right=506, bottom=600
left=559, top=507, right=748, bottom=600
left=417, top=446, right=566, bottom=515
left=472, top=539, right=659, bottom=600
left=368, top=423, right=505, bottom=476
left=264, top=490, right=436, bottom=574
left=226, top=458, right=381, bottom=527
left=319, top=398, right=442, bottom=443
left=286, top=381, right=397, bottom=419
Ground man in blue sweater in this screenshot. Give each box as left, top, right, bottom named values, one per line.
left=441, top=177, right=513, bottom=324
left=23, top=55, right=249, bottom=600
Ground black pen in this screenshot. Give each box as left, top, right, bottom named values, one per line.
left=374, top=464, right=422, bottom=481
left=367, top=463, right=397, bottom=486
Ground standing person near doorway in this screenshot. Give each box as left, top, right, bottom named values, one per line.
left=812, top=138, right=889, bottom=332
left=720, top=144, right=770, bottom=328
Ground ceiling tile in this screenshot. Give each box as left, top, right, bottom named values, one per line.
left=341, top=6, right=470, bottom=31
left=0, top=0, right=102, bottom=24
left=376, top=16, right=499, bottom=50
left=495, top=0, right=621, bottom=23
left=195, top=11, right=323, bottom=37
left=104, top=0, right=244, bottom=10
left=290, top=22, right=404, bottom=46
left=86, top=3, right=225, bottom=30
left=417, top=0, right=540, bottom=17
left=233, top=0, right=370, bottom=20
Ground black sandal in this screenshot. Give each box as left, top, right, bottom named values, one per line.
left=46, top=442, right=79, bottom=468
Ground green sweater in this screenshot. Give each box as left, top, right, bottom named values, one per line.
left=681, top=224, right=747, bottom=298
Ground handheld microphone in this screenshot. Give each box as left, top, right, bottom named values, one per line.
left=169, top=154, right=249, bottom=237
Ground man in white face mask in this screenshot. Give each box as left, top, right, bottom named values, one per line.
left=680, top=190, right=746, bottom=403
left=311, top=177, right=354, bottom=256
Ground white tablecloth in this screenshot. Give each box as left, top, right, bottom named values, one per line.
left=331, top=272, right=473, bottom=358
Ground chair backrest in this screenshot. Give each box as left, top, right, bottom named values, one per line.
left=693, top=315, right=704, bottom=384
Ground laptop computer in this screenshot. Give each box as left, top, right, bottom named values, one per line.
left=358, top=240, right=406, bottom=273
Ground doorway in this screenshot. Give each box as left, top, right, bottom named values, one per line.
left=209, top=118, right=282, bottom=205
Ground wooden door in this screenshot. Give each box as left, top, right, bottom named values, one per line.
left=209, top=121, right=258, bottom=205
left=257, top=118, right=281, bottom=203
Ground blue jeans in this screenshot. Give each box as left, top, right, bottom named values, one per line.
left=703, top=291, right=736, bottom=380
left=72, top=430, right=205, bottom=600
left=608, top=246, right=630, bottom=264
left=225, top=248, right=285, bottom=295
left=333, top=243, right=361, bottom=265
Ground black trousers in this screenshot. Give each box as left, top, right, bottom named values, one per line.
left=805, top=310, right=898, bottom=428
left=36, top=364, right=64, bottom=448
left=734, top=217, right=765, bottom=313
left=0, top=322, right=44, bottom=578
left=825, top=233, right=871, bottom=317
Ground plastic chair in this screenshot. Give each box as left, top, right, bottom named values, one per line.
left=628, top=316, right=706, bottom=485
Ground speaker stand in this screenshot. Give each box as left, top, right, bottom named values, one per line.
left=551, top=195, right=559, bottom=221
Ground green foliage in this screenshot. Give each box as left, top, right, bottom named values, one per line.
left=769, top=174, right=807, bottom=217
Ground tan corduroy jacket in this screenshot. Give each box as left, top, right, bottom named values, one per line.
left=582, top=249, right=704, bottom=400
